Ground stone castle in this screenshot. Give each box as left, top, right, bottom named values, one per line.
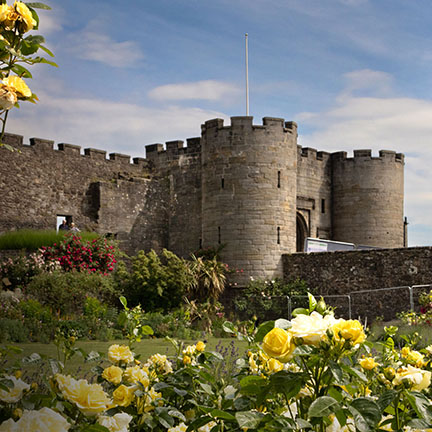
left=0, top=116, right=405, bottom=285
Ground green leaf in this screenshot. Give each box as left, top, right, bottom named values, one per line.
left=341, top=364, right=368, bottom=383
left=24, top=35, right=45, bottom=44
left=348, top=398, right=381, bottom=432
left=22, top=352, right=42, bottom=363
left=12, top=64, right=32, bottom=78
left=292, top=307, right=309, bottom=317
left=408, top=418, right=432, bottom=429
left=210, top=409, right=235, bottom=420
left=39, top=44, right=54, bottom=57
left=269, top=371, right=303, bottom=399
left=25, top=2, right=51, bottom=9
left=187, top=416, right=213, bottom=431
left=119, top=296, right=128, bottom=309
left=308, top=396, right=340, bottom=418
left=296, top=418, right=313, bottom=429
left=328, top=360, right=347, bottom=385
left=275, top=318, right=291, bottom=329
left=199, top=382, right=213, bottom=395
left=406, top=391, right=432, bottom=421
left=141, top=324, right=154, bottom=335
left=308, top=292, right=317, bottom=312
left=254, top=320, right=275, bottom=342
left=235, top=411, right=265, bottom=429
left=168, top=409, right=186, bottom=421
left=376, top=389, right=397, bottom=411
left=222, top=321, right=236, bottom=334
left=233, top=397, right=251, bottom=411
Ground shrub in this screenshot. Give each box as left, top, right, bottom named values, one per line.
left=118, top=249, right=193, bottom=312
left=40, top=234, right=118, bottom=274
left=234, top=277, right=309, bottom=321
left=25, top=271, right=121, bottom=315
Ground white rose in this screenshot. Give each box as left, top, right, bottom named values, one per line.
left=0, top=376, right=30, bottom=403
left=10, top=407, right=70, bottom=432
left=290, top=312, right=339, bottom=346
left=98, top=412, right=133, bottom=432
left=393, top=365, right=431, bottom=391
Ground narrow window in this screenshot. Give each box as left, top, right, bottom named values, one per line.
left=218, top=227, right=221, bottom=244
left=277, top=171, right=281, bottom=188
left=199, top=238, right=202, bottom=249
left=277, top=227, right=280, bottom=244
left=221, top=177, right=224, bottom=189
left=321, top=199, right=325, bottom=214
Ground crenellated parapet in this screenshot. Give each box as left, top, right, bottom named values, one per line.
left=331, top=149, right=404, bottom=164
left=145, top=137, right=201, bottom=165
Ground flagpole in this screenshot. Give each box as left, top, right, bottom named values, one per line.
left=245, top=33, right=249, bottom=116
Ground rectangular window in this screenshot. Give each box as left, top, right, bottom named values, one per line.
left=221, top=178, right=224, bottom=189
left=277, top=227, right=280, bottom=244
left=277, top=171, right=281, bottom=188
left=321, top=199, right=325, bottom=214
left=218, top=227, right=221, bottom=244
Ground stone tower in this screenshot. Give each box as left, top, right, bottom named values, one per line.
left=200, top=117, right=298, bottom=285
left=331, top=150, right=405, bottom=247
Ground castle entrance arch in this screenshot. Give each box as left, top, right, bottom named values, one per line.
left=296, top=212, right=308, bottom=252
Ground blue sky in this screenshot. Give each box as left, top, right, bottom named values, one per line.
left=8, top=0, right=432, bottom=246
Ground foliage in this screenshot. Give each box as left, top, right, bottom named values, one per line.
left=0, top=1, right=56, bottom=147
left=40, top=233, right=118, bottom=274
left=187, top=254, right=227, bottom=305
left=118, top=249, right=194, bottom=312
left=25, top=270, right=121, bottom=315
left=234, top=277, right=309, bottom=321
left=2, top=294, right=432, bottom=431
left=193, top=243, right=226, bottom=260
left=0, top=229, right=99, bottom=251
left=397, top=290, right=432, bottom=328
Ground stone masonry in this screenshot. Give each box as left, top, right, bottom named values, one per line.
left=0, top=116, right=405, bottom=284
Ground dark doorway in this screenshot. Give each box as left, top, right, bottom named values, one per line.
left=296, top=213, right=308, bottom=252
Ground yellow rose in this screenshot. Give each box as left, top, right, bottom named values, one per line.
left=359, top=357, right=379, bottom=370
left=249, top=355, right=259, bottom=373
left=0, top=85, right=17, bottom=110
left=56, top=375, right=111, bottom=416
left=113, top=384, right=136, bottom=407
left=183, top=355, right=192, bottom=365
left=14, top=1, right=36, bottom=33
left=143, top=387, right=162, bottom=412
left=393, top=365, right=431, bottom=391
left=262, top=327, right=295, bottom=362
left=183, top=345, right=196, bottom=356
left=266, top=357, right=284, bottom=374
left=108, top=344, right=134, bottom=364
left=0, top=4, right=18, bottom=29
left=196, top=341, right=206, bottom=352
left=401, top=347, right=426, bottom=367
left=102, top=365, right=123, bottom=385
left=7, top=407, right=71, bottom=432
left=2, top=76, right=31, bottom=99
left=124, top=366, right=149, bottom=387
left=332, top=319, right=365, bottom=345
left=290, top=312, right=338, bottom=346
left=98, top=412, right=133, bottom=432
left=0, top=375, right=30, bottom=403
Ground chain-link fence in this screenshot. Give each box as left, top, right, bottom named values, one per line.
left=224, top=283, right=432, bottom=323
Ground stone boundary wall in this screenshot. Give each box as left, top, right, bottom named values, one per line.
left=282, top=247, right=432, bottom=320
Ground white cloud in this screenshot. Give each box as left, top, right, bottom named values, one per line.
left=66, top=19, right=144, bottom=68
left=7, top=91, right=228, bottom=157
left=297, top=69, right=432, bottom=246
left=148, top=80, right=241, bottom=102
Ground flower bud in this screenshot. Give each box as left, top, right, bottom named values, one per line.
left=384, top=366, right=395, bottom=380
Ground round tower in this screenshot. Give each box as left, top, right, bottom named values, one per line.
left=201, top=116, right=298, bottom=285
left=331, top=150, right=405, bottom=248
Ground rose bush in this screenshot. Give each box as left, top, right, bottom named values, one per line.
left=1, top=293, right=432, bottom=431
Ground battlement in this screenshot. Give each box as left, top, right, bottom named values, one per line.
left=201, top=116, right=298, bottom=135
left=1, top=132, right=152, bottom=170
left=297, top=145, right=331, bottom=161
left=145, top=137, right=201, bottom=161
left=331, top=149, right=404, bottom=164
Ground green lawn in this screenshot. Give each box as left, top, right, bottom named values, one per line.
left=3, top=338, right=249, bottom=380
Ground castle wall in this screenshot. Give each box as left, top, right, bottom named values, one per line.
left=201, top=117, right=298, bottom=284
left=282, top=247, right=432, bottom=321
left=296, top=147, right=332, bottom=240
left=145, top=137, right=202, bottom=258
left=331, top=150, right=404, bottom=247
left=0, top=133, right=169, bottom=252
